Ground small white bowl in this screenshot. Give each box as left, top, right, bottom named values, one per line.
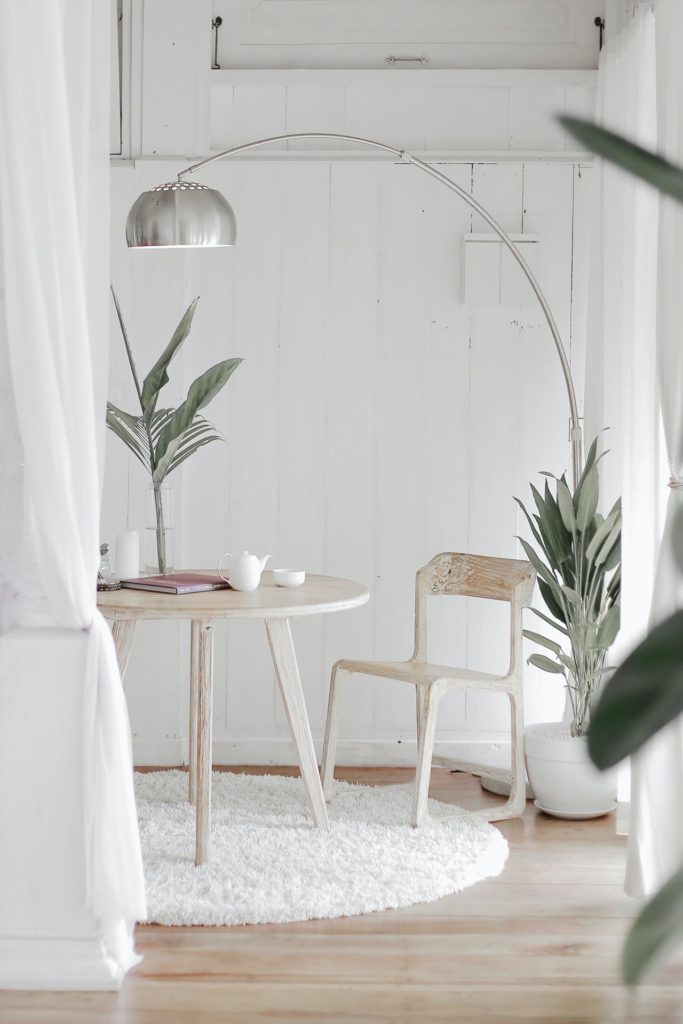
left=273, top=568, right=306, bottom=588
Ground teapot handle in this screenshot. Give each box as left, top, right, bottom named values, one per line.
left=217, top=552, right=232, bottom=584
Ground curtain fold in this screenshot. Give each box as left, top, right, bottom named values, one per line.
left=625, top=0, right=683, bottom=898
left=0, top=0, right=145, bottom=970
left=585, top=9, right=662, bottom=665
left=583, top=8, right=665, bottom=838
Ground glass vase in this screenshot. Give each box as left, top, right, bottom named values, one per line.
left=145, top=483, right=174, bottom=574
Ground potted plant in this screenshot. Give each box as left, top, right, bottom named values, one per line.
left=517, top=438, right=622, bottom=818
left=106, top=288, right=242, bottom=573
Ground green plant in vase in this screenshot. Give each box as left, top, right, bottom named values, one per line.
left=516, top=438, right=622, bottom=738
left=107, top=287, right=242, bottom=573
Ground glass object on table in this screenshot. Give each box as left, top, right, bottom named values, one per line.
left=145, top=483, right=174, bottom=574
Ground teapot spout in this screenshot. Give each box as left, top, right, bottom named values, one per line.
left=259, top=554, right=272, bottom=572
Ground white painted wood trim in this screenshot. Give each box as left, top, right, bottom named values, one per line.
left=0, top=938, right=125, bottom=991
left=208, top=69, right=598, bottom=88
left=133, top=736, right=513, bottom=769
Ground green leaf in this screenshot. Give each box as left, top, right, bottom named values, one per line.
left=537, top=578, right=567, bottom=625
left=603, top=538, right=621, bottom=572
left=165, top=417, right=223, bottom=475
left=523, top=630, right=562, bottom=654
left=623, top=863, right=683, bottom=984
left=595, top=521, right=621, bottom=567
left=588, top=609, right=683, bottom=768
left=514, top=497, right=549, bottom=559
left=607, top=563, right=621, bottom=603
left=576, top=464, right=599, bottom=532
left=107, top=401, right=142, bottom=432
left=154, top=357, right=243, bottom=478
left=516, top=538, right=560, bottom=595
left=530, top=607, right=569, bottom=636
left=586, top=507, right=619, bottom=564
left=556, top=478, right=576, bottom=532
left=535, top=481, right=572, bottom=569
left=528, top=653, right=565, bottom=675
left=558, top=652, right=577, bottom=674
left=596, top=605, right=620, bottom=649
left=561, top=117, right=683, bottom=205
left=140, top=298, right=199, bottom=420
left=167, top=433, right=222, bottom=475
left=106, top=404, right=150, bottom=472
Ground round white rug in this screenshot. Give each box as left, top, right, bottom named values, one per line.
left=135, top=770, right=508, bottom=926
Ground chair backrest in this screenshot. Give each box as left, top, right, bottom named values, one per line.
left=413, top=552, right=536, bottom=665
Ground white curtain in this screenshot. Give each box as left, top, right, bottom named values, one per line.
left=626, top=0, right=683, bottom=898
left=0, top=0, right=145, bottom=971
left=583, top=9, right=664, bottom=838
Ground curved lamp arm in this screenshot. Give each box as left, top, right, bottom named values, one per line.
left=178, top=132, right=583, bottom=485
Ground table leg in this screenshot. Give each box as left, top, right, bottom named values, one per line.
left=195, top=621, right=215, bottom=866
left=111, top=618, right=136, bottom=680
left=189, top=620, right=201, bottom=805
left=265, top=618, right=329, bottom=831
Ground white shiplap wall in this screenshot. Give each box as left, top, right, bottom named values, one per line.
left=106, top=152, right=590, bottom=767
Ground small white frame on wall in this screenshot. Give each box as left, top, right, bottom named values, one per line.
left=463, top=233, right=541, bottom=306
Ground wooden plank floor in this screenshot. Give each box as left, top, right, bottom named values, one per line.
left=2, top=765, right=683, bottom=1023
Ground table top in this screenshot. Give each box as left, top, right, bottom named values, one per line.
left=97, top=571, right=369, bottom=621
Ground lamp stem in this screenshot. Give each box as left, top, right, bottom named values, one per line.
left=177, top=132, right=583, bottom=485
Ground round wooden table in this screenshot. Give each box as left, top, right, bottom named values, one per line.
left=98, top=571, right=369, bottom=865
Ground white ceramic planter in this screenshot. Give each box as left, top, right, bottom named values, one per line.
left=525, top=722, right=617, bottom=819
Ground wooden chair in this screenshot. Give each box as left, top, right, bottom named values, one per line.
left=320, top=552, right=536, bottom=826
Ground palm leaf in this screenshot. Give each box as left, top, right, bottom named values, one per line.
left=154, top=358, right=243, bottom=478
left=106, top=403, right=150, bottom=471
left=514, top=497, right=549, bottom=560
left=167, top=433, right=222, bottom=475
left=166, top=417, right=224, bottom=475
left=537, top=578, right=567, bottom=625
left=528, top=653, right=565, bottom=675
left=576, top=464, right=599, bottom=532
left=623, top=865, right=683, bottom=984
left=561, top=117, right=683, bottom=204
left=530, top=607, right=569, bottom=636
left=556, top=477, right=576, bottom=532
left=140, top=298, right=199, bottom=421
left=523, top=630, right=562, bottom=654
left=588, top=609, right=683, bottom=768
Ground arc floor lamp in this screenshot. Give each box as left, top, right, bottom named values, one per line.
left=125, top=132, right=583, bottom=485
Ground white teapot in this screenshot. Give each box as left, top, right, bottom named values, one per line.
left=218, top=550, right=271, bottom=592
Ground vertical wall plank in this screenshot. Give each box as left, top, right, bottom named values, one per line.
left=372, top=164, right=428, bottom=738
left=419, top=164, right=472, bottom=741
left=272, top=162, right=330, bottom=734
left=220, top=161, right=284, bottom=750
left=324, top=162, right=381, bottom=741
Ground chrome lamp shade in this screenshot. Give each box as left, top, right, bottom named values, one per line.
left=125, top=181, right=237, bottom=248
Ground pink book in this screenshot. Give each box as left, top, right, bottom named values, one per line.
left=121, top=573, right=230, bottom=595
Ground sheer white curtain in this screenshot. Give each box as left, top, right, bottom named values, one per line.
left=583, top=8, right=664, bottom=839
left=585, top=9, right=661, bottom=665
left=586, top=2, right=683, bottom=898
left=626, top=0, right=683, bottom=898
left=0, top=0, right=145, bottom=970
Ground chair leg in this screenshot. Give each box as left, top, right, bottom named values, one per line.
left=320, top=662, right=347, bottom=800
left=507, top=690, right=526, bottom=817
left=412, top=683, right=441, bottom=827
left=415, top=684, right=424, bottom=740
left=485, top=689, right=526, bottom=823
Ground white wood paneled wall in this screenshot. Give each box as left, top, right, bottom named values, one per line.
left=106, top=154, right=590, bottom=767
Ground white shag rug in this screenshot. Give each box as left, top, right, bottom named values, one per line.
left=135, top=770, right=508, bottom=926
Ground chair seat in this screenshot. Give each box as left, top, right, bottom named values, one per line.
left=336, top=657, right=508, bottom=688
